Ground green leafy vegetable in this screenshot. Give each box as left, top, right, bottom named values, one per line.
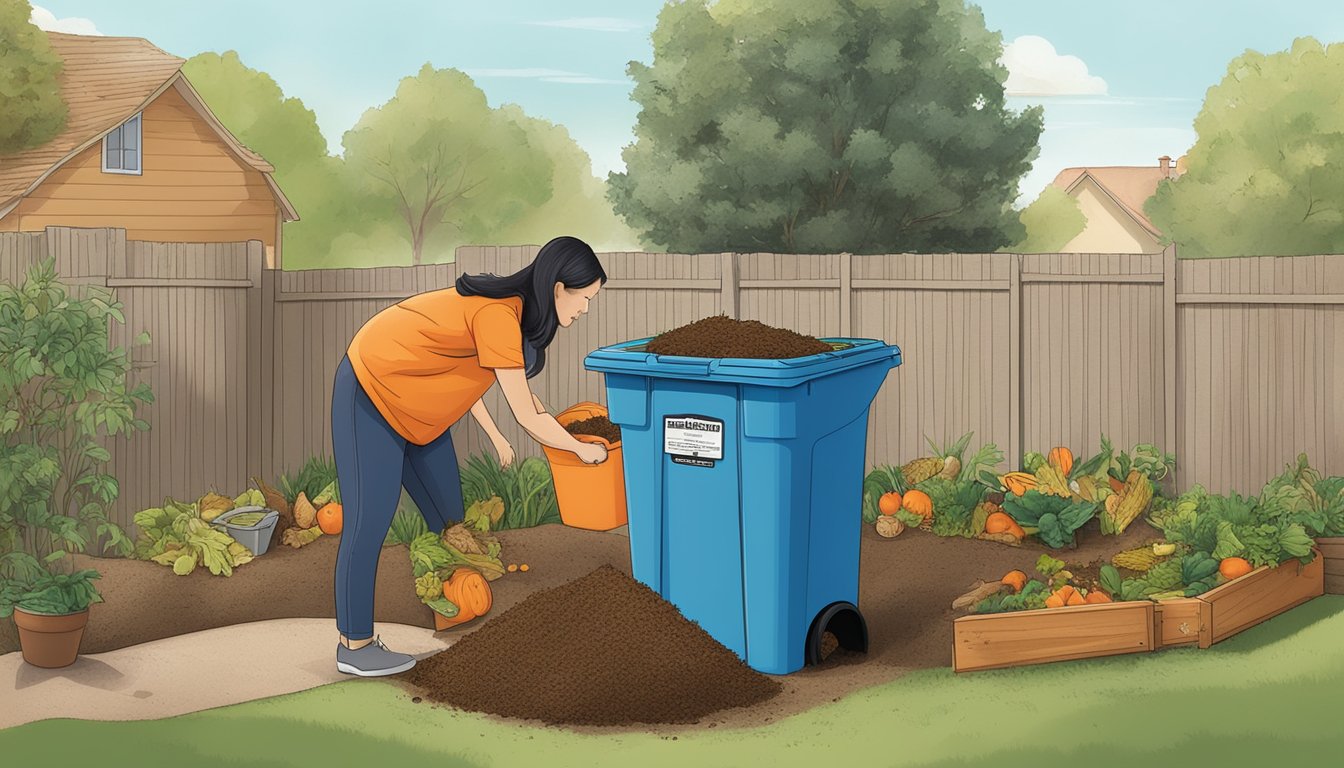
left=972, top=580, right=1049, bottom=614
left=1002, top=490, right=1099, bottom=549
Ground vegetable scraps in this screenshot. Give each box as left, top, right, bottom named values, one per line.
left=407, top=497, right=510, bottom=624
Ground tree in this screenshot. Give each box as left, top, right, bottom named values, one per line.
left=182, top=52, right=352, bottom=268
left=1008, top=186, right=1086, bottom=252
left=342, top=66, right=552, bottom=265
left=1146, top=38, right=1344, bottom=257
left=608, top=0, right=1043, bottom=254
left=489, top=106, right=640, bottom=251
left=0, top=0, right=67, bottom=154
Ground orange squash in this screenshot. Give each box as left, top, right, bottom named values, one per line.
left=1006, top=522, right=1026, bottom=541
left=901, top=490, right=933, bottom=521
left=317, top=503, right=343, bottom=535
left=1046, top=585, right=1083, bottom=608
left=985, top=512, right=1016, bottom=534
left=1219, top=557, right=1254, bottom=580
left=878, top=491, right=903, bottom=516
left=1048, top=447, right=1074, bottom=477
left=1084, top=590, right=1113, bottom=604
left=1001, top=570, right=1028, bottom=593
left=443, top=568, right=493, bottom=621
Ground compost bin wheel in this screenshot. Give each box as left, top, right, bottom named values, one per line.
left=805, top=601, right=868, bottom=666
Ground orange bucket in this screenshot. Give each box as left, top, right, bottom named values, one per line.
left=542, top=401, right=628, bottom=531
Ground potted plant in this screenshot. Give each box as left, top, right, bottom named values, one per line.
left=6, top=566, right=103, bottom=668
left=0, top=258, right=152, bottom=667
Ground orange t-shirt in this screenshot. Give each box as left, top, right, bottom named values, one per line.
left=347, top=288, right=526, bottom=445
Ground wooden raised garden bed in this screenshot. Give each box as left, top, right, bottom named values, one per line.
left=953, top=601, right=1155, bottom=673
left=1316, top=537, right=1344, bottom=595
left=954, top=549, right=1325, bottom=672
left=1199, top=548, right=1324, bottom=645
left=1153, top=597, right=1211, bottom=650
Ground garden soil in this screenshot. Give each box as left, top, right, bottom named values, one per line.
left=645, top=314, right=834, bottom=359
left=0, top=517, right=1157, bottom=732
left=564, top=414, right=622, bottom=443
left=406, top=565, right=781, bottom=726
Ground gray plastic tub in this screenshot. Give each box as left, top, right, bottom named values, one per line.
left=211, top=506, right=280, bottom=556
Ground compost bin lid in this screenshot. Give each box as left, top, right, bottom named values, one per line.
left=583, top=336, right=901, bottom=388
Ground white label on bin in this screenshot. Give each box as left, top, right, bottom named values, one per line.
left=663, top=414, right=724, bottom=461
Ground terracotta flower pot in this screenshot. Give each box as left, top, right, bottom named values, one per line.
left=13, top=607, right=89, bottom=668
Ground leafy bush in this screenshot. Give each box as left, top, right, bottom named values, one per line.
left=459, top=453, right=559, bottom=529
left=0, top=259, right=152, bottom=617
left=277, top=455, right=338, bottom=505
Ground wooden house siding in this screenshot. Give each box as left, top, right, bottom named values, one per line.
left=6, top=88, right=279, bottom=248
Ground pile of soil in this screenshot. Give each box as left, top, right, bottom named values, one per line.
left=646, top=315, right=833, bottom=359
left=565, top=414, right=621, bottom=443
left=405, top=564, right=781, bottom=726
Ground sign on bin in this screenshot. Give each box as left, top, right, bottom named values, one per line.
left=664, top=414, right=724, bottom=467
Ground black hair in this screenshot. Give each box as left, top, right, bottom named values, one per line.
left=455, top=236, right=607, bottom=378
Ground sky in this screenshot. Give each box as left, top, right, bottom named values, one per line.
left=28, top=1, right=1344, bottom=204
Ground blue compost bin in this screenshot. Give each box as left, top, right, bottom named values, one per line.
left=584, top=336, right=901, bottom=674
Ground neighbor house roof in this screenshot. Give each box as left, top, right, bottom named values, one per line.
left=1050, top=165, right=1173, bottom=238
left=0, top=32, right=296, bottom=221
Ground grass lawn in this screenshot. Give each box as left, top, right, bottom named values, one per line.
left=4, top=596, right=1343, bottom=767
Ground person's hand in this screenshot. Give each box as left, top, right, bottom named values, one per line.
left=493, top=439, right=515, bottom=468
left=574, top=440, right=608, bottom=465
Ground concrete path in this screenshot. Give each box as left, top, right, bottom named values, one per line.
left=1, top=619, right=450, bottom=730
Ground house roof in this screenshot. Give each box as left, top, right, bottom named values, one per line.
left=0, top=32, right=296, bottom=221
left=1050, top=165, right=1171, bottom=237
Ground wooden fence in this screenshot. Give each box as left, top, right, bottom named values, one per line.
left=3, top=228, right=1342, bottom=532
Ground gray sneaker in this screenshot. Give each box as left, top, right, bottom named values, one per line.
left=336, top=636, right=416, bottom=677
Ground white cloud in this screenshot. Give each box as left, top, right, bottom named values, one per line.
left=1001, top=35, right=1106, bottom=97
left=528, top=17, right=644, bottom=33
left=29, top=4, right=101, bottom=35
left=465, top=68, right=629, bottom=85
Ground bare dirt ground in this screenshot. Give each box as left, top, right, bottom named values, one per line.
left=3, top=519, right=1157, bottom=731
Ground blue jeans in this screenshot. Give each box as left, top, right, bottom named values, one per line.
left=331, top=355, right=465, bottom=640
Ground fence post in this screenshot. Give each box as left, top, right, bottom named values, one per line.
left=1163, top=244, right=1178, bottom=491
left=246, top=240, right=266, bottom=485
left=838, top=252, right=852, bottom=337
left=721, top=252, right=739, bottom=318
left=1008, top=253, right=1023, bottom=467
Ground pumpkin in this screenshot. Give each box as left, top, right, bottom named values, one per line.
left=1219, top=556, right=1254, bottom=580
left=1048, top=447, right=1074, bottom=477
left=984, top=512, right=1016, bottom=534
left=1005, top=522, right=1026, bottom=541
left=878, top=491, right=903, bottom=516
left=901, top=490, right=933, bottom=521
left=443, top=567, right=493, bottom=622
left=1001, top=570, right=1028, bottom=593
left=317, top=503, right=343, bottom=535
left=1084, top=590, right=1113, bottom=604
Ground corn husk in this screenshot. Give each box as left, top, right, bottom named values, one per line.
left=902, top=457, right=944, bottom=485
left=281, top=526, right=324, bottom=548
left=312, top=481, right=338, bottom=507
left=442, top=524, right=486, bottom=555
left=198, top=492, right=234, bottom=523
left=293, top=492, right=318, bottom=529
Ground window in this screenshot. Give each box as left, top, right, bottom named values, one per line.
left=102, top=113, right=142, bottom=175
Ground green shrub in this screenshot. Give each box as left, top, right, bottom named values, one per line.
left=0, top=258, right=152, bottom=616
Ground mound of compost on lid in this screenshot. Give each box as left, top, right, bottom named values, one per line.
left=645, top=314, right=834, bottom=359
left=405, top=565, right=781, bottom=726
left=564, top=415, right=621, bottom=443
